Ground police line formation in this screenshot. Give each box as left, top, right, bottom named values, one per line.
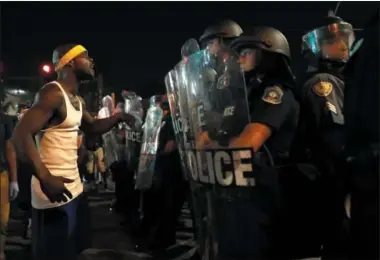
left=9, top=9, right=379, bottom=260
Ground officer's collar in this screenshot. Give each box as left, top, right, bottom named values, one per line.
left=318, top=60, right=345, bottom=80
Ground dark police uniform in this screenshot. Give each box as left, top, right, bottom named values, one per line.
left=116, top=125, right=142, bottom=221
left=296, top=13, right=356, bottom=259
left=196, top=26, right=300, bottom=259
left=300, top=71, right=348, bottom=258
left=203, top=78, right=299, bottom=259
left=250, top=80, right=300, bottom=259
left=155, top=114, right=185, bottom=248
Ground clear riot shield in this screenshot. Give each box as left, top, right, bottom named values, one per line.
left=135, top=100, right=164, bottom=190
left=165, top=70, right=189, bottom=179
left=102, top=130, right=119, bottom=168
left=165, top=38, right=201, bottom=179
left=101, top=95, right=119, bottom=168
left=174, top=45, right=263, bottom=259
left=165, top=56, right=208, bottom=255
left=122, top=91, right=143, bottom=171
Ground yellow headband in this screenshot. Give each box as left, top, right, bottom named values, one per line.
left=54, top=45, right=87, bottom=72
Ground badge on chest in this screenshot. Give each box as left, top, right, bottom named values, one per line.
left=312, top=81, right=333, bottom=97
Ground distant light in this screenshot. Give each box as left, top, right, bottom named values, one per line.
left=42, top=64, right=51, bottom=73
left=8, top=89, right=26, bottom=95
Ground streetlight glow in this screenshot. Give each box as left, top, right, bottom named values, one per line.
left=42, top=64, right=51, bottom=74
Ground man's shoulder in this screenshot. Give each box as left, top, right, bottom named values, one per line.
left=77, top=96, right=86, bottom=105
left=37, top=82, right=64, bottom=101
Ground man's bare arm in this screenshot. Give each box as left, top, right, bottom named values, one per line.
left=12, top=84, right=63, bottom=180
left=78, top=97, right=126, bottom=135
left=6, top=140, right=17, bottom=182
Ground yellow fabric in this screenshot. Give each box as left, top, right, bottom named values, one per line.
left=86, top=147, right=105, bottom=174
left=54, top=45, right=87, bottom=71
left=0, top=171, right=9, bottom=235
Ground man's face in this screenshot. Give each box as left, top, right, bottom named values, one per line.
left=74, top=52, right=95, bottom=78
left=322, top=36, right=349, bottom=62
left=238, top=48, right=257, bottom=72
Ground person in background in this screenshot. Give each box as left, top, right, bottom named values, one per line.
left=0, top=108, right=18, bottom=260
left=297, top=13, right=355, bottom=259
left=135, top=97, right=183, bottom=256
left=16, top=106, right=34, bottom=240
left=90, top=95, right=114, bottom=190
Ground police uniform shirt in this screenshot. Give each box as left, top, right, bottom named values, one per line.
left=301, top=72, right=345, bottom=157
left=249, top=83, right=299, bottom=159
left=199, top=83, right=299, bottom=258
left=0, top=112, right=13, bottom=172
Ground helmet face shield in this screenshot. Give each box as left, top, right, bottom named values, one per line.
left=201, top=37, right=221, bottom=51
left=302, top=22, right=355, bottom=62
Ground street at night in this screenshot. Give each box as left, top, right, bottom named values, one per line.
left=0, top=1, right=378, bottom=260
left=6, top=185, right=196, bottom=260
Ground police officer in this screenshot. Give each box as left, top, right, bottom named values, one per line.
left=152, top=98, right=185, bottom=251
left=199, top=20, right=244, bottom=137
left=343, top=10, right=379, bottom=260
left=298, top=13, right=355, bottom=259
left=198, top=26, right=299, bottom=259
left=135, top=95, right=182, bottom=256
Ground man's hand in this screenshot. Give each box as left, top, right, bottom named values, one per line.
left=40, top=173, right=74, bottom=203
left=9, top=181, right=19, bottom=201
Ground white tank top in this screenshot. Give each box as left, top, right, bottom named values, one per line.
left=31, top=81, right=83, bottom=209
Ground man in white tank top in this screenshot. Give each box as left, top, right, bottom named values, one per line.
left=12, top=44, right=136, bottom=260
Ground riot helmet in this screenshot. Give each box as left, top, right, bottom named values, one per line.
left=301, top=12, right=355, bottom=64
left=230, top=26, right=294, bottom=83
left=199, top=20, right=243, bottom=51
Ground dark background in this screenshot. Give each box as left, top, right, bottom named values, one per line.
left=2, top=1, right=378, bottom=98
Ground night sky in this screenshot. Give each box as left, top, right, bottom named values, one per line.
left=2, top=1, right=378, bottom=97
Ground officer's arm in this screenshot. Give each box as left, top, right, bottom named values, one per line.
left=196, top=132, right=215, bottom=149
left=230, top=86, right=293, bottom=152
left=11, top=84, right=63, bottom=180
left=79, top=96, right=122, bottom=135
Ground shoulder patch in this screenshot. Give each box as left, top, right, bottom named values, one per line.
left=312, top=81, right=333, bottom=97
left=262, top=86, right=283, bottom=105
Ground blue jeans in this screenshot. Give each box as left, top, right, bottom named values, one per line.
left=32, top=194, right=91, bottom=260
